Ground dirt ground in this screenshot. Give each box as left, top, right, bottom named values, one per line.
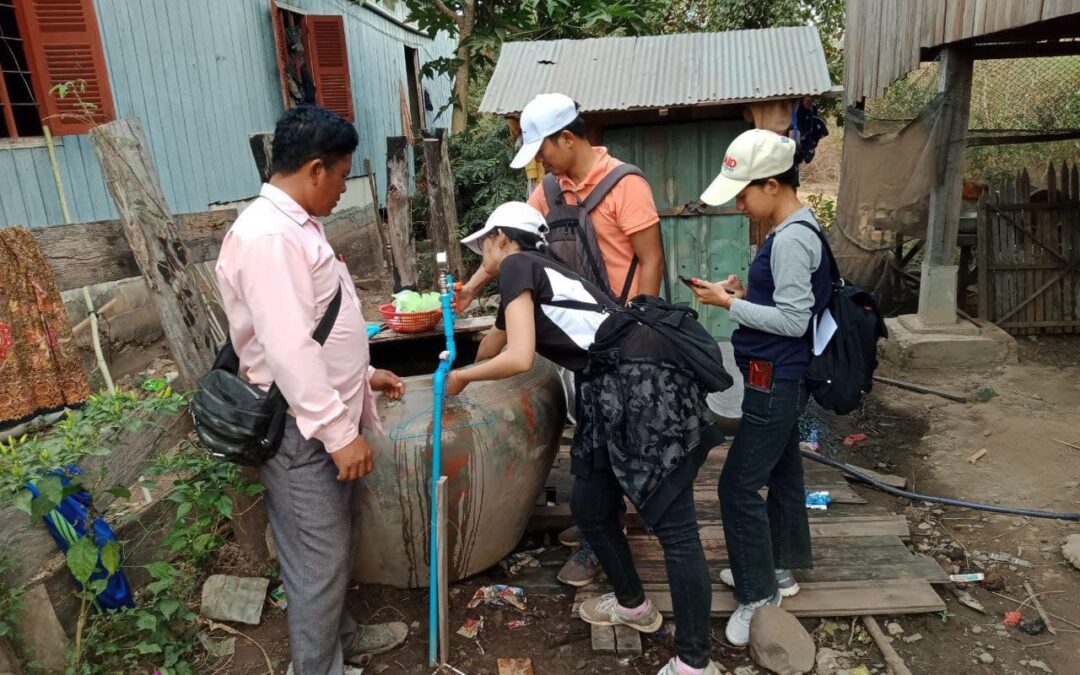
left=212, top=333, right=1080, bottom=675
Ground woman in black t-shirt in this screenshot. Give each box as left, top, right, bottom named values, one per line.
left=448, top=202, right=723, bottom=675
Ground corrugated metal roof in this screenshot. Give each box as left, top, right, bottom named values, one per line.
left=479, top=26, right=832, bottom=115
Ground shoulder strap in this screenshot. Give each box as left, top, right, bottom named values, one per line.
left=263, top=284, right=343, bottom=405
left=791, top=221, right=840, bottom=283
left=582, top=163, right=644, bottom=213
left=313, top=285, right=343, bottom=345
left=542, top=173, right=563, bottom=209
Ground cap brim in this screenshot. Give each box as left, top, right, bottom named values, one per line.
left=700, top=174, right=749, bottom=207
left=461, top=224, right=494, bottom=256
left=509, top=139, right=542, bottom=169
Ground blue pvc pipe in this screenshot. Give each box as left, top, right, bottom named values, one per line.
left=429, top=274, right=456, bottom=666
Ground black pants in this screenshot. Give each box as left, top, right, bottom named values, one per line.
left=571, top=467, right=711, bottom=668
left=720, top=377, right=813, bottom=604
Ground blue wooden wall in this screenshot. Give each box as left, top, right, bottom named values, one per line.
left=0, top=0, right=454, bottom=228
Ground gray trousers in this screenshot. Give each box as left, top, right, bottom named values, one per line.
left=259, top=417, right=358, bottom=675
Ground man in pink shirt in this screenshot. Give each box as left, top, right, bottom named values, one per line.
left=216, top=106, right=406, bottom=675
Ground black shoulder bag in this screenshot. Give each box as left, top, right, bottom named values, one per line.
left=191, top=286, right=343, bottom=465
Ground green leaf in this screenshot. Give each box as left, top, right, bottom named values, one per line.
left=138, top=479, right=157, bottom=490
left=101, top=541, right=121, bottom=576
left=158, top=598, right=181, bottom=619
left=37, top=476, right=63, bottom=506
left=243, top=483, right=266, bottom=496
left=66, top=537, right=99, bottom=586
left=135, top=640, right=162, bottom=654
left=106, top=486, right=132, bottom=500
left=175, top=501, right=193, bottom=521
left=147, top=579, right=172, bottom=595
left=136, top=613, right=158, bottom=632
left=146, top=560, right=174, bottom=580
left=30, top=495, right=55, bottom=522
left=216, top=495, right=234, bottom=519
left=87, top=579, right=108, bottom=595
left=12, top=489, right=33, bottom=516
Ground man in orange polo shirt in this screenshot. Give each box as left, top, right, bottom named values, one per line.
left=456, top=93, right=665, bottom=587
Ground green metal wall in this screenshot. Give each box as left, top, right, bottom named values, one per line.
left=604, top=118, right=752, bottom=338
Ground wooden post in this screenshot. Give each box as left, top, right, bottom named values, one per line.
left=423, top=129, right=466, bottom=280
left=249, top=132, right=275, bottom=184
left=436, top=476, right=449, bottom=665
left=89, top=118, right=218, bottom=390
left=91, top=119, right=271, bottom=565
left=917, top=47, right=973, bottom=326
left=386, top=136, right=418, bottom=289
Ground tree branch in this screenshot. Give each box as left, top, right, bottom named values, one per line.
left=433, top=0, right=462, bottom=27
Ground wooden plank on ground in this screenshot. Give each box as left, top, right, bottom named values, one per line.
left=528, top=504, right=910, bottom=539
left=30, top=210, right=237, bottom=292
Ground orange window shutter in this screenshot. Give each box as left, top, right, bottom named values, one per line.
left=305, top=15, right=354, bottom=122
left=269, top=0, right=291, bottom=109
left=16, top=0, right=116, bottom=135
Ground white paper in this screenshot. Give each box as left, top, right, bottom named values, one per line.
left=813, top=309, right=837, bottom=356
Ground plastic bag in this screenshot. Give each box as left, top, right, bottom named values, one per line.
left=392, top=290, right=441, bottom=313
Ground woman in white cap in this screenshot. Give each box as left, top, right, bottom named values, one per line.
left=687, top=129, right=832, bottom=646
left=448, top=202, right=724, bottom=675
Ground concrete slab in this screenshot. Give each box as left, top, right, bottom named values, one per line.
left=880, top=315, right=1017, bottom=370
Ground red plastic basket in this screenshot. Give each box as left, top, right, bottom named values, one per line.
left=378, top=304, right=441, bottom=334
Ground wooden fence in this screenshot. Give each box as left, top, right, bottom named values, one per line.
left=977, top=161, right=1080, bottom=333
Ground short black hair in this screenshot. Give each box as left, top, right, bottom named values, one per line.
left=270, top=105, right=359, bottom=176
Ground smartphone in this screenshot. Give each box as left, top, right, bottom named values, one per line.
left=678, top=275, right=699, bottom=288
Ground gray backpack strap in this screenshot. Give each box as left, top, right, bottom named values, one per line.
left=543, top=173, right=564, bottom=210
left=582, top=163, right=644, bottom=212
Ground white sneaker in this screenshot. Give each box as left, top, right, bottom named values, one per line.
left=719, top=568, right=800, bottom=597
left=725, top=592, right=781, bottom=646
left=656, top=657, right=725, bottom=674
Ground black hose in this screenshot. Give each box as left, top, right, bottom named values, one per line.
left=802, top=450, right=1080, bottom=522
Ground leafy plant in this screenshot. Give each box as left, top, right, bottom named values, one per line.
left=806, top=193, right=835, bottom=232
left=0, top=550, right=23, bottom=644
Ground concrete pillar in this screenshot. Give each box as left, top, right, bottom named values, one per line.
left=917, top=47, right=973, bottom=326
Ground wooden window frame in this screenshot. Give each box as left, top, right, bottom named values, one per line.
left=4, top=0, right=116, bottom=138
left=269, top=0, right=355, bottom=122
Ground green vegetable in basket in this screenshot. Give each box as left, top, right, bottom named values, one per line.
left=393, top=290, right=441, bottom=313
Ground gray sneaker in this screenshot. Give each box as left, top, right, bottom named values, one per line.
left=344, top=622, right=408, bottom=663
left=579, top=592, right=663, bottom=633
left=558, top=526, right=582, bottom=547
left=656, top=658, right=725, bottom=675
left=719, top=568, right=800, bottom=598
left=558, top=540, right=601, bottom=587
left=725, top=592, right=781, bottom=646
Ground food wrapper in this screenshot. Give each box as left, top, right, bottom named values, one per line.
left=457, top=616, right=484, bottom=639
left=507, top=620, right=528, bottom=630
left=467, top=584, right=527, bottom=611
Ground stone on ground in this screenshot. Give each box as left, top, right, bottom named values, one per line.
left=1063, top=534, right=1080, bottom=569
left=749, top=605, right=816, bottom=674
left=200, top=574, right=270, bottom=625
left=814, top=647, right=852, bottom=675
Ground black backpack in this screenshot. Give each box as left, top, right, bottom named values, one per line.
left=543, top=164, right=645, bottom=304
left=547, top=291, right=734, bottom=395
left=795, top=223, right=887, bottom=415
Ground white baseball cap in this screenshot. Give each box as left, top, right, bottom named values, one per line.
left=509, top=93, right=580, bottom=169
left=700, top=129, right=796, bottom=206
left=461, top=201, right=548, bottom=255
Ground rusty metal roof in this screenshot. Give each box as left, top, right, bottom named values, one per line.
left=479, top=26, right=833, bottom=115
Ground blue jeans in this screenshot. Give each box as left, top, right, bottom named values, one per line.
left=720, top=377, right=813, bottom=604
left=571, top=467, right=712, bottom=668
